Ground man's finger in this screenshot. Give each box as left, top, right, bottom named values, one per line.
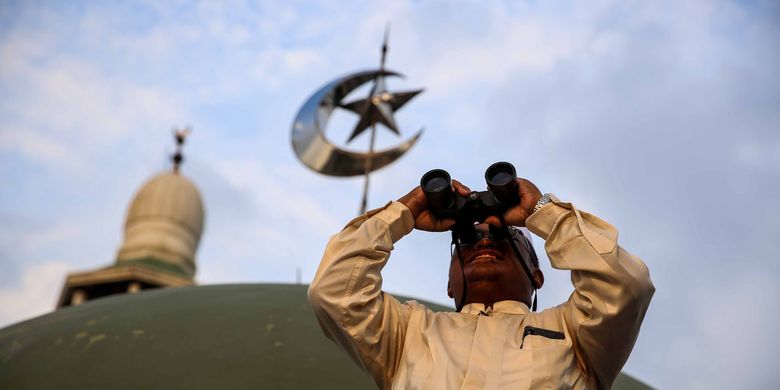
left=451, top=179, right=471, bottom=196
left=484, top=216, right=502, bottom=227
left=441, top=218, right=457, bottom=231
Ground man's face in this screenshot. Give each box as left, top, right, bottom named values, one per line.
left=448, top=224, right=542, bottom=306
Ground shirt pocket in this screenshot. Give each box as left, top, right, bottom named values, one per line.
left=521, top=326, right=577, bottom=389
left=520, top=326, right=565, bottom=349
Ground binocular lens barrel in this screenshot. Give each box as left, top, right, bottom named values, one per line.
left=485, top=162, right=519, bottom=205
left=421, top=169, right=455, bottom=213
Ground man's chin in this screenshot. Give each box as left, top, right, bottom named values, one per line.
left=464, top=265, right=503, bottom=282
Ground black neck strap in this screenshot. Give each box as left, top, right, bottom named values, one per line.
left=497, top=215, right=538, bottom=311
left=451, top=231, right=468, bottom=312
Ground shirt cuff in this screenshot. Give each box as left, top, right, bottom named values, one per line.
left=344, top=201, right=414, bottom=243
left=525, top=193, right=570, bottom=240
left=374, top=201, right=415, bottom=243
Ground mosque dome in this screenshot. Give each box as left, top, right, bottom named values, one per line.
left=0, top=284, right=653, bottom=389
left=115, top=172, right=205, bottom=279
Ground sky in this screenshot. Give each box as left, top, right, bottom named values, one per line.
left=1, top=0, right=779, bottom=388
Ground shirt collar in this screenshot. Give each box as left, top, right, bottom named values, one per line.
left=460, top=300, right=530, bottom=315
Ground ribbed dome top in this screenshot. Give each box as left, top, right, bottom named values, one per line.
left=116, top=172, right=205, bottom=278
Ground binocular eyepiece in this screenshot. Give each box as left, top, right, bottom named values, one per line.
left=420, top=162, right=520, bottom=226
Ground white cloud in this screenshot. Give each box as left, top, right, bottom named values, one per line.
left=0, top=27, right=189, bottom=176
left=209, top=158, right=340, bottom=235
left=0, top=130, right=70, bottom=166
left=665, top=271, right=779, bottom=389
left=736, top=141, right=780, bottom=170
left=0, top=261, right=71, bottom=328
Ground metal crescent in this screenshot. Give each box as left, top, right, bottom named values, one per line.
left=291, top=70, right=423, bottom=177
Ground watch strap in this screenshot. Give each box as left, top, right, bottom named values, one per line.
left=533, top=193, right=552, bottom=214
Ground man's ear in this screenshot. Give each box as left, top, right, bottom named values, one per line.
left=447, top=281, right=453, bottom=298
left=533, top=269, right=544, bottom=289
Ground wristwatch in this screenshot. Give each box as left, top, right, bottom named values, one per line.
left=532, top=193, right=552, bottom=214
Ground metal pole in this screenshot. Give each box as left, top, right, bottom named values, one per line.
left=359, top=122, right=377, bottom=215
left=359, top=25, right=388, bottom=215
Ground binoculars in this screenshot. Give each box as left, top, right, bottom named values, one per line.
left=420, top=161, right=520, bottom=227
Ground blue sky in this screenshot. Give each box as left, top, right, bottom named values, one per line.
left=1, top=1, right=779, bottom=388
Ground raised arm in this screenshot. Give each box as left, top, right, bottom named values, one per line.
left=308, top=182, right=470, bottom=389
left=307, top=202, right=416, bottom=389
left=526, top=195, right=655, bottom=389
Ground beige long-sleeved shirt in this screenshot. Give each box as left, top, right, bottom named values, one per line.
left=308, top=195, right=654, bottom=389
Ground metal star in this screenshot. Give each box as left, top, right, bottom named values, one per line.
left=339, top=76, right=423, bottom=143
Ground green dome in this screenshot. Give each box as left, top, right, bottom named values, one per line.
left=0, top=284, right=652, bottom=389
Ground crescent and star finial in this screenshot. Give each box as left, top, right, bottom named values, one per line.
left=172, top=125, right=191, bottom=174
left=291, top=28, right=424, bottom=178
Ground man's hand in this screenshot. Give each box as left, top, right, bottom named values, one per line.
left=398, top=180, right=471, bottom=232
left=484, top=178, right=543, bottom=227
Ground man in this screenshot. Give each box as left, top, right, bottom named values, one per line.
left=308, top=177, right=654, bottom=389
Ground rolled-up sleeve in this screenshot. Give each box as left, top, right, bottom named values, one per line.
left=307, top=201, right=416, bottom=389
left=526, top=195, right=655, bottom=390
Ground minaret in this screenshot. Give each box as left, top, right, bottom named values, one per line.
left=57, top=129, right=206, bottom=308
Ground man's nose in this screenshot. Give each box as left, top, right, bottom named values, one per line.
left=474, top=236, right=496, bottom=249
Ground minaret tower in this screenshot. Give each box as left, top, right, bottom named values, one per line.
left=57, top=129, right=206, bottom=308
